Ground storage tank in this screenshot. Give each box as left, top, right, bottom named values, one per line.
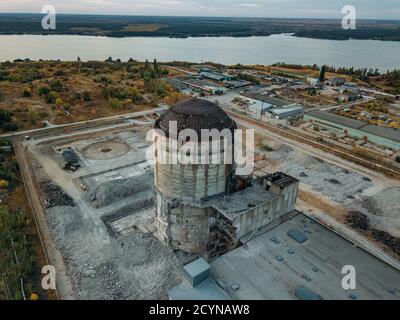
left=153, top=98, right=237, bottom=253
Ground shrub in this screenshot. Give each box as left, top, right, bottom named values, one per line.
left=83, top=91, right=91, bottom=102
left=1, top=122, right=18, bottom=132
left=27, top=107, right=38, bottom=124
left=49, top=79, right=63, bottom=92
left=29, top=293, right=39, bottom=301
left=108, top=97, right=123, bottom=109
left=0, top=109, right=12, bottom=124
left=54, top=70, right=66, bottom=76
left=38, top=87, right=50, bottom=96
left=45, top=92, right=57, bottom=104
left=0, top=179, right=8, bottom=189
left=396, top=156, right=400, bottom=163
left=22, top=87, right=32, bottom=97
left=55, top=98, right=64, bottom=106
left=102, top=86, right=142, bottom=103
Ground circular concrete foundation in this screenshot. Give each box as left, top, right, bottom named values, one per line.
left=82, top=140, right=131, bottom=160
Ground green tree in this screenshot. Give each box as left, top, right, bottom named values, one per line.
left=153, top=59, right=159, bottom=74
left=319, top=65, right=326, bottom=82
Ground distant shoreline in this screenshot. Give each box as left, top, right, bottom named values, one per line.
left=1, top=32, right=400, bottom=42
left=1, top=14, right=400, bottom=41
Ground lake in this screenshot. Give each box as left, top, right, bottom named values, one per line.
left=1, top=34, right=400, bottom=71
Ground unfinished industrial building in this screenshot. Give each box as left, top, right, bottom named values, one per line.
left=152, top=99, right=298, bottom=257
left=17, top=99, right=400, bottom=300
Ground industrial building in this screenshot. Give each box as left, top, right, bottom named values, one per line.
left=225, top=80, right=252, bottom=89
left=199, top=71, right=233, bottom=82
left=243, top=93, right=289, bottom=108
left=155, top=99, right=400, bottom=300
left=169, top=213, right=400, bottom=300
left=304, top=109, right=400, bottom=150
left=183, top=78, right=227, bottom=95
left=237, top=93, right=304, bottom=120
left=18, top=98, right=400, bottom=300
left=338, top=91, right=360, bottom=103
left=153, top=99, right=299, bottom=256
left=326, top=77, right=346, bottom=87
left=268, top=104, right=305, bottom=120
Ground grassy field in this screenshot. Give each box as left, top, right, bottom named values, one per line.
left=0, top=59, right=186, bottom=133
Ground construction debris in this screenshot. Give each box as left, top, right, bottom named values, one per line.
left=347, top=211, right=370, bottom=230
left=88, top=173, right=153, bottom=208
left=41, top=182, right=75, bottom=209
left=372, top=229, right=400, bottom=256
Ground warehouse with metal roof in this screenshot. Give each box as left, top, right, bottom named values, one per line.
left=304, top=110, right=400, bottom=150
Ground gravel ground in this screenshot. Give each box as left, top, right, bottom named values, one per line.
left=348, top=187, right=400, bottom=237
left=277, top=151, right=374, bottom=204
left=88, top=172, right=153, bottom=208
left=264, top=143, right=399, bottom=237
left=46, top=205, right=182, bottom=300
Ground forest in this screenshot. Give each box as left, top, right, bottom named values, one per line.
left=1, top=14, right=400, bottom=41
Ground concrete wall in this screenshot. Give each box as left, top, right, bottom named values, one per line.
left=153, top=132, right=232, bottom=253
left=154, top=133, right=233, bottom=203
left=154, top=190, right=216, bottom=253
left=232, top=182, right=298, bottom=239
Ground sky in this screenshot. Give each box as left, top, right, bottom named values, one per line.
left=1, top=0, right=400, bottom=19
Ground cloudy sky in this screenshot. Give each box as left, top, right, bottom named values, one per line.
left=1, top=0, right=400, bottom=19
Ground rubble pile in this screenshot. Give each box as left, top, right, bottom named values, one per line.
left=347, top=211, right=369, bottom=230
left=89, top=173, right=153, bottom=208
left=41, top=182, right=75, bottom=208
left=371, top=229, right=400, bottom=256
left=278, top=153, right=373, bottom=204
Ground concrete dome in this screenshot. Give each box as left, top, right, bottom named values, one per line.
left=155, top=98, right=236, bottom=137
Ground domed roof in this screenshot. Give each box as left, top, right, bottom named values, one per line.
left=155, top=99, right=237, bottom=137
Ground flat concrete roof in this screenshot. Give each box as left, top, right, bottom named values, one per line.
left=212, top=183, right=276, bottom=219
left=210, top=213, right=400, bottom=300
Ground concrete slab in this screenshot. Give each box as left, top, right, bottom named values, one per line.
left=210, top=214, right=400, bottom=300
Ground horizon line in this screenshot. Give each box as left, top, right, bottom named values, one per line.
left=0, top=12, right=400, bottom=22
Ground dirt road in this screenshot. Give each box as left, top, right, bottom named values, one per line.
left=13, top=142, right=75, bottom=299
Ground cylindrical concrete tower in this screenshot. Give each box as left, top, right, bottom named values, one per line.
left=153, top=99, right=237, bottom=253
